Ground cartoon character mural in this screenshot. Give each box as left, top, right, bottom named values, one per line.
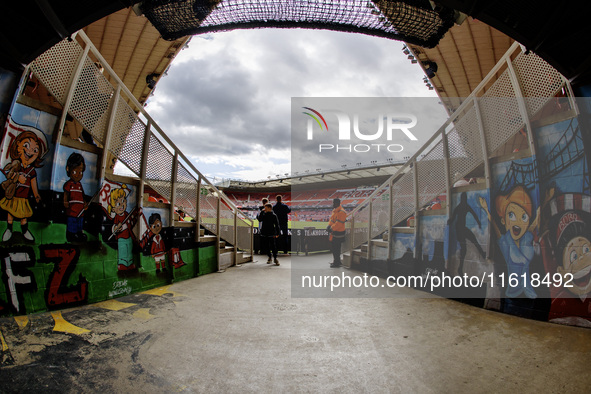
left=147, top=213, right=167, bottom=273
left=107, top=183, right=137, bottom=271
left=0, top=123, right=47, bottom=242
left=479, top=186, right=540, bottom=299
left=63, top=152, right=89, bottom=242
left=534, top=115, right=591, bottom=325
left=540, top=195, right=591, bottom=325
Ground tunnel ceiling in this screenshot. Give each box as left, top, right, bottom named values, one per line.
left=140, top=0, right=456, bottom=48
left=436, top=0, right=591, bottom=86
left=1, top=1, right=591, bottom=86
left=81, top=8, right=189, bottom=104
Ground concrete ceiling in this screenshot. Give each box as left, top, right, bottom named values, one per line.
left=82, top=8, right=189, bottom=105
left=407, top=17, right=514, bottom=113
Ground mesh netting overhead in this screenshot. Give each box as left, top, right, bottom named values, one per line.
left=141, top=0, right=456, bottom=48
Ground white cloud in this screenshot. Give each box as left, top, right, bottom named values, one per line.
left=146, top=28, right=440, bottom=181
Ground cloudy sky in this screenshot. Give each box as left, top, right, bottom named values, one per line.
left=145, top=28, right=444, bottom=182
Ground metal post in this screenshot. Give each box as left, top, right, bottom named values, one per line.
left=170, top=152, right=179, bottom=225
left=506, top=58, right=537, bottom=157
left=441, top=129, right=452, bottom=219
left=138, top=120, right=152, bottom=208
left=233, top=209, right=238, bottom=266
left=216, top=196, right=221, bottom=272
left=98, top=84, right=121, bottom=181
left=441, top=128, right=452, bottom=267
left=367, top=200, right=373, bottom=262
left=250, top=220, right=254, bottom=262
left=49, top=45, right=89, bottom=190
left=473, top=97, right=492, bottom=258
left=387, top=178, right=393, bottom=260
left=195, top=177, right=202, bottom=243
left=350, top=216, right=355, bottom=253
left=563, top=76, right=579, bottom=116
left=56, top=45, right=90, bottom=141
left=412, top=160, right=420, bottom=259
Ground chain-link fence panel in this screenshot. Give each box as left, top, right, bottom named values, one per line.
left=448, top=104, right=484, bottom=184
left=30, top=39, right=82, bottom=105
left=219, top=201, right=235, bottom=246
left=68, top=56, right=114, bottom=143
left=146, top=134, right=173, bottom=202
left=236, top=212, right=253, bottom=254
left=417, top=139, right=446, bottom=209
left=391, top=168, right=415, bottom=227
left=200, top=188, right=219, bottom=234
left=370, top=184, right=391, bottom=238
left=107, top=99, right=143, bottom=176
left=352, top=203, right=370, bottom=250
left=512, top=51, right=564, bottom=116
left=175, top=163, right=198, bottom=219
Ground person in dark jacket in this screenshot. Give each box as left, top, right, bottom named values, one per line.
left=256, top=198, right=269, bottom=254
left=273, top=195, right=291, bottom=254
left=259, top=197, right=269, bottom=212
left=257, top=203, right=281, bottom=265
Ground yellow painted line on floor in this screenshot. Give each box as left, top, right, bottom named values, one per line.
left=14, top=316, right=29, bottom=329
left=0, top=331, right=8, bottom=352
left=51, top=311, right=90, bottom=335
left=132, top=308, right=155, bottom=320
left=95, top=299, right=136, bottom=311
left=141, top=285, right=183, bottom=298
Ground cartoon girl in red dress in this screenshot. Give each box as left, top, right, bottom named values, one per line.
left=1, top=128, right=47, bottom=242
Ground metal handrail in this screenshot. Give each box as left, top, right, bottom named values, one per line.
left=346, top=41, right=523, bottom=220
left=74, top=30, right=253, bottom=228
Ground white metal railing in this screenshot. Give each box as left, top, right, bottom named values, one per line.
left=346, top=41, right=570, bottom=259
left=27, top=30, right=254, bottom=263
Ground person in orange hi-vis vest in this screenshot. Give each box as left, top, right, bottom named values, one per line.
left=327, top=198, right=347, bottom=268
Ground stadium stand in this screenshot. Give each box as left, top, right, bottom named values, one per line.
left=222, top=185, right=383, bottom=222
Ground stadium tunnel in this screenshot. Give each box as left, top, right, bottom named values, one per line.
left=1, top=0, right=591, bottom=328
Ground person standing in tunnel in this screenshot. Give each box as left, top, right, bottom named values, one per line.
left=257, top=203, right=280, bottom=265
left=328, top=198, right=347, bottom=268
left=273, top=195, right=291, bottom=254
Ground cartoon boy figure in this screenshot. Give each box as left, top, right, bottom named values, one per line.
left=1, top=128, right=46, bottom=242
left=108, top=184, right=135, bottom=271
left=554, top=212, right=591, bottom=298
left=148, top=213, right=167, bottom=273
left=63, top=152, right=88, bottom=242
left=479, top=185, right=540, bottom=299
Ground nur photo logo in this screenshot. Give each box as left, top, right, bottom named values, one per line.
left=302, top=107, right=419, bottom=153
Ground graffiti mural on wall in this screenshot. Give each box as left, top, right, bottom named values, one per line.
left=63, top=153, right=90, bottom=241
left=52, top=145, right=100, bottom=243
left=98, top=179, right=141, bottom=272
left=140, top=206, right=174, bottom=273
left=535, top=117, right=591, bottom=325
left=0, top=101, right=202, bottom=315
left=390, top=231, right=416, bottom=277
left=1, top=116, right=50, bottom=242
left=483, top=154, right=552, bottom=318
left=448, top=190, right=488, bottom=276
left=0, top=246, right=37, bottom=315
left=39, top=245, right=88, bottom=309
left=480, top=184, right=540, bottom=299
left=419, top=214, right=446, bottom=280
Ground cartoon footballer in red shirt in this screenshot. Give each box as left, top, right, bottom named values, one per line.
left=148, top=213, right=167, bottom=273
left=63, top=152, right=89, bottom=242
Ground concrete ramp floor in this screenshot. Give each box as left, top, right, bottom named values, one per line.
left=1, top=253, right=591, bottom=393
